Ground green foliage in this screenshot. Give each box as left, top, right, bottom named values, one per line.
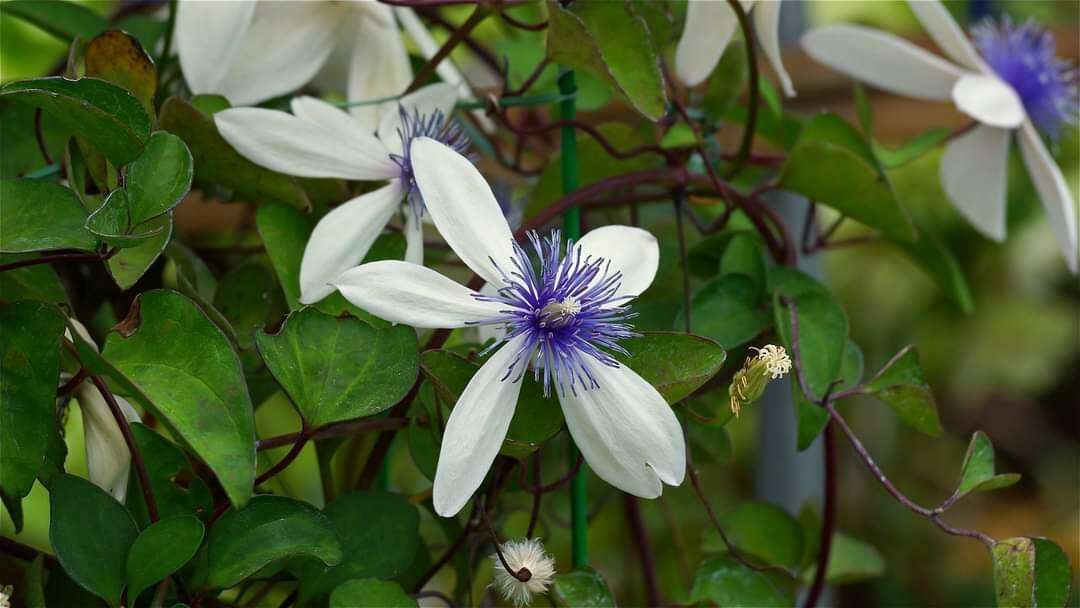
left=861, top=346, right=943, bottom=437
left=676, top=274, right=771, bottom=349
left=329, top=579, right=418, bottom=608
left=689, top=557, right=793, bottom=607
left=0, top=301, right=66, bottom=513
left=2, top=0, right=108, bottom=41
left=0, top=179, right=98, bottom=253
left=126, top=424, right=213, bottom=526
left=125, top=515, right=204, bottom=603
left=207, top=495, right=343, bottom=589
left=84, top=30, right=157, bottom=114
left=616, top=332, right=727, bottom=403
left=256, top=308, right=419, bottom=427
left=103, top=290, right=256, bottom=507
left=801, top=532, right=886, bottom=585
left=702, top=502, right=804, bottom=570
left=992, top=537, right=1072, bottom=607
left=49, top=474, right=139, bottom=606
left=552, top=567, right=617, bottom=607
left=0, top=77, right=151, bottom=166
left=104, top=214, right=172, bottom=289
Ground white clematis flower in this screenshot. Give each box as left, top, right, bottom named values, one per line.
left=331, top=138, right=686, bottom=517
left=802, top=0, right=1078, bottom=273
left=214, top=83, right=466, bottom=304
left=675, top=0, right=795, bottom=97
left=176, top=0, right=472, bottom=117
left=63, top=320, right=140, bottom=502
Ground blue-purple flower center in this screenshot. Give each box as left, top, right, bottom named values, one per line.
left=973, top=17, right=1078, bottom=138
left=474, top=230, right=638, bottom=397
left=390, top=106, right=470, bottom=218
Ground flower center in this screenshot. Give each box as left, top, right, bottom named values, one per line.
left=972, top=17, right=1078, bottom=137
left=389, top=106, right=471, bottom=217
left=473, top=230, right=637, bottom=397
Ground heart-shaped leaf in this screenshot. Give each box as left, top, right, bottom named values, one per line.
left=123, top=131, right=193, bottom=224
left=676, top=274, right=771, bottom=350
left=552, top=567, right=616, bottom=608
left=0, top=179, right=98, bottom=253
left=861, top=346, right=943, bottom=437
left=329, top=579, right=417, bottom=608
left=689, top=557, right=793, bottom=607
left=992, top=537, right=1073, bottom=608
left=616, top=332, right=727, bottom=403
left=953, top=431, right=1021, bottom=501
left=126, top=515, right=204, bottom=603
left=104, top=213, right=172, bottom=289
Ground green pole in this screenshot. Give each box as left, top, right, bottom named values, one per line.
left=558, top=68, right=588, bottom=570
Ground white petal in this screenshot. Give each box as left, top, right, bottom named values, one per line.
left=64, top=318, right=97, bottom=352
left=299, top=182, right=404, bottom=304
left=951, top=73, right=1026, bottom=129
left=331, top=260, right=504, bottom=328
left=347, top=18, right=413, bottom=130
left=347, top=0, right=394, bottom=28
left=410, top=137, right=516, bottom=287
left=432, top=335, right=530, bottom=517
left=940, top=125, right=1011, bottom=241
left=403, top=207, right=424, bottom=265
left=575, top=226, right=659, bottom=301
left=377, top=83, right=460, bottom=157
left=559, top=359, right=686, bottom=498
left=674, top=0, right=739, bottom=87
left=216, top=2, right=341, bottom=106
left=175, top=0, right=256, bottom=96
left=801, top=24, right=963, bottom=101
left=1017, top=121, right=1079, bottom=273
left=215, top=107, right=398, bottom=180
left=906, top=0, right=985, bottom=71
left=78, top=383, right=139, bottom=502
left=754, top=0, right=795, bottom=97
left=290, top=96, right=387, bottom=153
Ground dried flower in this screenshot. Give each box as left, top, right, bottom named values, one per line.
left=491, top=538, right=556, bottom=607
left=729, top=345, right=792, bottom=417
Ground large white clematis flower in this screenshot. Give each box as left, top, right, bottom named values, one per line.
left=802, top=0, right=1078, bottom=273
left=214, top=83, right=465, bottom=304
left=63, top=320, right=139, bottom=502
left=331, top=138, right=686, bottom=517
left=675, top=0, right=795, bottom=96
left=176, top=0, right=472, bottom=117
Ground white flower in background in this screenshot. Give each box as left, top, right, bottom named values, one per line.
left=176, top=0, right=472, bottom=120
left=675, top=0, right=795, bottom=96
left=331, top=138, right=686, bottom=517
left=0, top=585, right=12, bottom=608
left=802, top=0, right=1078, bottom=273
left=214, top=83, right=466, bottom=304
left=491, top=538, right=556, bottom=607
left=63, top=320, right=139, bottom=502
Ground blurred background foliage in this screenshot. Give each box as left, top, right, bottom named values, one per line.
left=1, top=0, right=1077, bottom=606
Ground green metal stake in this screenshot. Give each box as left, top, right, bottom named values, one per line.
left=558, top=68, right=588, bottom=570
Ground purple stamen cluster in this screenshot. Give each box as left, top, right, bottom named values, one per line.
left=474, top=230, right=638, bottom=397
left=390, top=106, right=471, bottom=216
left=973, top=17, right=1078, bottom=138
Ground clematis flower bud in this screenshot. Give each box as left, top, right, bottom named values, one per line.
left=729, top=345, right=792, bottom=417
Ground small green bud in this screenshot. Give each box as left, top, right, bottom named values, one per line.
left=729, top=345, right=792, bottom=417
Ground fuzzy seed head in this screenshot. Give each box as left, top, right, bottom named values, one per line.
left=490, top=538, right=556, bottom=607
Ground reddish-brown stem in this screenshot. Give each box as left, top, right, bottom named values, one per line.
left=405, top=4, right=489, bottom=94
left=802, top=423, right=836, bottom=608
left=503, top=57, right=550, bottom=97
left=256, top=417, right=409, bottom=451
left=724, top=0, right=760, bottom=179
left=89, top=374, right=159, bottom=522
left=254, top=434, right=308, bottom=486
left=0, top=249, right=116, bottom=273
left=57, top=368, right=87, bottom=397
left=525, top=454, right=542, bottom=538
left=34, top=108, right=52, bottom=165
left=516, top=451, right=583, bottom=494
left=624, top=494, right=663, bottom=606
left=499, top=12, right=547, bottom=31
left=480, top=500, right=532, bottom=582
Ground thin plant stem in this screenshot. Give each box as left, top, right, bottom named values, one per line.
left=89, top=375, right=159, bottom=522
left=254, top=435, right=308, bottom=486
left=0, top=249, right=115, bottom=273
left=35, top=108, right=52, bottom=165
left=624, top=494, right=663, bottom=606
left=405, top=4, right=490, bottom=94
left=802, top=423, right=836, bottom=608
left=674, top=189, right=692, bottom=332
left=526, top=454, right=542, bottom=538
left=724, top=0, right=759, bottom=178
left=159, top=0, right=178, bottom=65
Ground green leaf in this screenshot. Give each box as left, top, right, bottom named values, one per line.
left=552, top=567, right=617, bottom=607
left=873, top=127, right=951, bottom=169
left=616, top=332, right=727, bottom=403
left=104, top=213, right=172, bottom=289
left=85, top=189, right=168, bottom=248
left=257, top=308, right=419, bottom=428
left=720, top=232, right=766, bottom=297
left=329, top=579, right=418, bottom=608
left=990, top=538, right=1071, bottom=607
left=125, top=515, right=204, bottom=603
left=420, top=350, right=563, bottom=457
left=660, top=122, right=698, bottom=149
left=793, top=339, right=862, bottom=451
left=801, top=532, right=885, bottom=585
left=84, top=30, right=156, bottom=114
left=1032, top=538, right=1072, bottom=608
left=213, top=262, right=275, bottom=349
left=16, top=555, right=47, bottom=608
left=0, top=254, right=69, bottom=304
left=0, top=301, right=66, bottom=506
left=255, top=203, right=314, bottom=310
left=207, top=495, right=342, bottom=589
left=547, top=1, right=668, bottom=121
left=701, top=44, right=748, bottom=124
left=897, top=221, right=975, bottom=314
left=126, top=423, right=213, bottom=526
left=778, top=113, right=915, bottom=243
left=2, top=0, right=107, bottom=40
left=952, top=431, right=1021, bottom=500
left=773, top=280, right=849, bottom=400
left=862, top=346, right=943, bottom=437
left=158, top=97, right=311, bottom=210
left=702, top=501, right=804, bottom=569
left=49, top=474, right=139, bottom=606
left=676, top=275, right=771, bottom=350
left=102, top=290, right=256, bottom=507
left=123, top=131, right=194, bottom=225
left=688, top=418, right=731, bottom=464
left=0, top=179, right=98, bottom=253
left=689, top=556, right=793, bottom=607
left=292, top=491, right=419, bottom=604
left=0, top=77, right=151, bottom=166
